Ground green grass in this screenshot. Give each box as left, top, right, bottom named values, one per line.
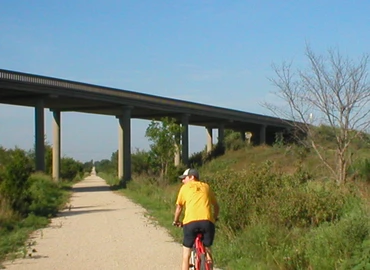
left=0, top=174, right=73, bottom=265
left=116, top=178, right=280, bottom=269
left=0, top=215, right=48, bottom=264
left=101, top=144, right=370, bottom=270
left=115, top=176, right=252, bottom=269
left=98, top=172, right=119, bottom=186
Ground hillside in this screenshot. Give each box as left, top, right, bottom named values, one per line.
left=117, top=140, right=370, bottom=269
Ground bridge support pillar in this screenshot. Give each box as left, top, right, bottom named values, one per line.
left=52, top=110, right=61, bottom=181
left=245, top=131, right=252, bottom=144
left=35, top=99, right=45, bottom=172
left=260, top=125, right=266, bottom=145
left=240, top=131, right=246, bottom=141
left=174, top=133, right=181, bottom=166
left=206, top=127, right=213, bottom=153
left=218, top=124, right=225, bottom=146
left=181, top=114, right=189, bottom=166
left=118, top=107, right=132, bottom=183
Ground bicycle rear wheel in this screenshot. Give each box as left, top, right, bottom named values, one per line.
left=189, top=250, right=196, bottom=270
left=199, top=253, right=207, bottom=270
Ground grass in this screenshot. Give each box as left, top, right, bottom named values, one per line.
left=115, top=175, right=252, bottom=269
left=101, top=144, right=370, bottom=269
left=98, top=172, right=118, bottom=186
left=116, top=178, right=270, bottom=269
left=2, top=140, right=369, bottom=269
left=0, top=176, right=73, bottom=265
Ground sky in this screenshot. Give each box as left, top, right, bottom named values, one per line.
left=1, top=1, right=370, bottom=162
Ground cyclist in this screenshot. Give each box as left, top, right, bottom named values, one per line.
left=173, top=168, right=219, bottom=270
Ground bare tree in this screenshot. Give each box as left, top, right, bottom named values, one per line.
left=264, top=46, right=370, bottom=185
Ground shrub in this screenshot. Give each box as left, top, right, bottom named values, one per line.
left=60, top=157, right=83, bottom=180
left=20, top=213, right=49, bottom=229
left=188, top=150, right=204, bottom=168
left=349, top=238, right=370, bottom=269
left=205, top=161, right=356, bottom=233
left=349, top=157, right=370, bottom=182
left=132, top=149, right=152, bottom=175
left=165, top=163, right=187, bottom=184
left=95, top=159, right=116, bottom=175
left=27, top=173, right=66, bottom=217
left=0, top=148, right=33, bottom=215
left=225, top=131, right=246, bottom=151
left=299, top=210, right=369, bottom=269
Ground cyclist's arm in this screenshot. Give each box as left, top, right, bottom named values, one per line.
left=209, top=188, right=220, bottom=221
left=174, top=204, right=183, bottom=223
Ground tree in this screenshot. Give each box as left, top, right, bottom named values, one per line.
left=145, top=117, right=183, bottom=179
left=264, top=46, right=370, bottom=185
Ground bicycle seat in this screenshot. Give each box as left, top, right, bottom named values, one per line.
left=193, top=229, right=205, bottom=240
left=194, top=228, right=205, bottom=234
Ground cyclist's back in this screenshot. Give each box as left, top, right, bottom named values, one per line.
left=173, top=168, right=219, bottom=270
left=177, top=180, right=216, bottom=224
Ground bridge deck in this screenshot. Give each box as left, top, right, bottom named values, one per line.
left=0, top=69, right=290, bottom=131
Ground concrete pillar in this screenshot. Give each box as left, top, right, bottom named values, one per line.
left=206, top=127, right=213, bottom=153
left=181, top=114, right=189, bottom=166
left=260, top=125, right=266, bottom=145
left=118, top=107, right=132, bottom=182
left=35, top=99, right=45, bottom=172
left=174, top=143, right=180, bottom=166
left=52, top=110, right=61, bottom=181
left=174, top=133, right=180, bottom=166
left=245, top=132, right=252, bottom=144
left=240, top=131, right=246, bottom=141
left=218, top=124, right=225, bottom=146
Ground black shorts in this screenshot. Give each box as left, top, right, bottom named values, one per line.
left=183, top=220, right=215, bottom=248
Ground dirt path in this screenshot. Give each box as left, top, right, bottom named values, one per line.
left=2, top=175, right=183, bottom=269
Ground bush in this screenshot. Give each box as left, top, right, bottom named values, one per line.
left=20, top=213, right=49, bottom=229
left=27, top=173, right=67, bottom=217
left=298, top=209, right=369, bottom=269
left=132, top=149, right=152, bottom=175
left=60, top=157, right=83, bottom=180
left=349, top=238, right=370, bottom=269
left=0, top=148, right=33, bottom=215
left=225, top=131, right=246, bottom=151
left=205, top=161, right=356, bottom=233
left=188, top=150, right=204, bottom=168
left=349, top=157, right=370, bottom=182
left=165, top=164, right=187, bottom=184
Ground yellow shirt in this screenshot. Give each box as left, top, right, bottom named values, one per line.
left=176, top=181, right=217, bottom=225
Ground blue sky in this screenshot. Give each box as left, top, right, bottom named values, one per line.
left=1, top=1, right=369, bottom=162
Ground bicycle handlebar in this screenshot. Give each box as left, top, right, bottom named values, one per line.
left=172, top=221, right=183, bottom=227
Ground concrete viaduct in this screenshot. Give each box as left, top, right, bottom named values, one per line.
left=0, top=69, right=292, bottom=181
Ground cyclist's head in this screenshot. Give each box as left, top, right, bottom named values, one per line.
left=179, top=168, right=200, bottom=180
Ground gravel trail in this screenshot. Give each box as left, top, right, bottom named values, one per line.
left=2, top=175, right=183, bottom=270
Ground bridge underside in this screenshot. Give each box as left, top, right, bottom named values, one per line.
left=0, top=70, right=293, bottom=182
left=0, top=81, right=289, bottom=130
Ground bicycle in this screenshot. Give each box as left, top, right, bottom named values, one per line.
left=173, top=222, right=212, bottom=270
left=191, top=230, right=212, bottom=270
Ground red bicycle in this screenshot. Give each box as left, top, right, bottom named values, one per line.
left=190, top=230, right=212, bottom=270
left=173, top=222, right=212, bottom=270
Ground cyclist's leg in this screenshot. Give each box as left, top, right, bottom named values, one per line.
left=183, top=222, right=197, bottom=270
left=205, top=247, right=213, bottom=269
left=201, top=221, right=216, bottom=269
left=182, top=247, right=192, bottom=270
